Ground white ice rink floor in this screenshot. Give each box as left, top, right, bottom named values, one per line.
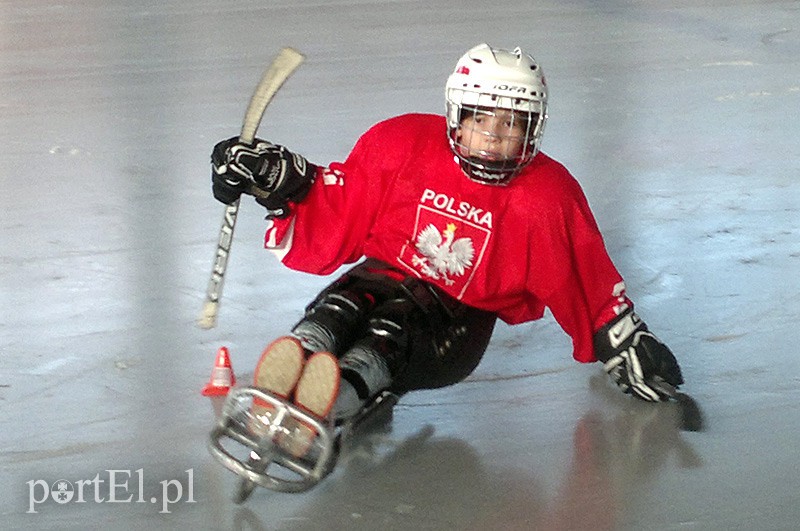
left=2, top=1, right=799, bottom=529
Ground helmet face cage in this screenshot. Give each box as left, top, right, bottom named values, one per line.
left=445, top=44, right=548, bottom=185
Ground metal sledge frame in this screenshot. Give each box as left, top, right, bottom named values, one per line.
left=208, top=385, right=400, bottom=500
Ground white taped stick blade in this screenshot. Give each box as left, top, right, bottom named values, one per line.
left=198, top=301, right=219, bottom=330
left=240, top=47, right=305, bottom=144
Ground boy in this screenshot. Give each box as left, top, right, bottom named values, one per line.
left=210, top=43, right=684, bottom=449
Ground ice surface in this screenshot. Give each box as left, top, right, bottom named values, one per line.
left=2, top=1, right=799, bottom=529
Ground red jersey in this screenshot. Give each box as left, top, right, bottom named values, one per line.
left=265, top=113, right=631, bottom=363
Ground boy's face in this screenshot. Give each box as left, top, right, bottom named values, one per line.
left=456, top=108, right=527, bottom=162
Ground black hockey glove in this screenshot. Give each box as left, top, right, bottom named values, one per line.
left=211, top=137, right=316, bottom=211
left=593, top=309, right=684, bottom=402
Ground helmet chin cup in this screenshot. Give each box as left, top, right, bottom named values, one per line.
left=455, top=154, right=520, bottom=186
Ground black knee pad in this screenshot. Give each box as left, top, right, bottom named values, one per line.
left=360, top=297, right=417, bottom=373
left=292, top=288, right=373, bottom=353
left=335, top=297, right=417, bottom=398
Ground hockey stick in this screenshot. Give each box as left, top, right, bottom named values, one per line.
left=198, top=47, right=305, bottom=329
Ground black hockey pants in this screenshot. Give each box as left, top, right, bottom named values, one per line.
left=291, top=258, right=497, bottom=394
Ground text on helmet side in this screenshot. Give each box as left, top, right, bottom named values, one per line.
left=493, top=84, right=527, bottom=93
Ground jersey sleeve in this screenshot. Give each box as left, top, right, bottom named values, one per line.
left=263, top=122, right=393, bottom=275
left=525, top=167, right=632, bottom=363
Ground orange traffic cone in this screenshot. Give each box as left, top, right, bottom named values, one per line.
left=202, top=346, right=236, bottom=396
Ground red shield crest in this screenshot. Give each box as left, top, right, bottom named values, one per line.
left=397, top=205, right=491, bottom=298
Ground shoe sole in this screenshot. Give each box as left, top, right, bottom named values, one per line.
left=280, top=351, right=340, bottom=458
left=253, top=336, right=305, bottom=398
left=250, top=337, right=305, bottom=436
left=294, top=351, right=340, bottom=419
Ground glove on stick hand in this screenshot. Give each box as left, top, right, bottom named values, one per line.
left=211, top=136, right=316, bottom=213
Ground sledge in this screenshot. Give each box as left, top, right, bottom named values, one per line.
left=208, top=385, right=399, bottom=503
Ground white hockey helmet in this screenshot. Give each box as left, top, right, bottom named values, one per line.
left=446, top=43, right=548, bottom=185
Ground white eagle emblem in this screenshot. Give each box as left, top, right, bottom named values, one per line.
left=412, top=223, right=475, bottom=286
